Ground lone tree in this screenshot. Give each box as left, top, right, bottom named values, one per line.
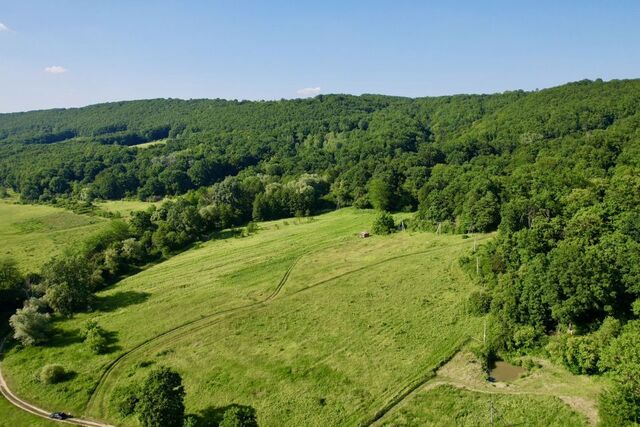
left=137, top=367, right=185, bottom=427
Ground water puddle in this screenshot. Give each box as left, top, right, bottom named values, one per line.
left=490, top=360, right=525, bottom=382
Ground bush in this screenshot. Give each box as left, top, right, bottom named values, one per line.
left=599, top=382, right=640, bottom=426
left=220, top=405, right=258, bottom=427
left=39, top=364, right=66, bottom=384
left=81, top=319, right=109, bottom=354
left=9, top=304, right=52, bottom=346
left=510, top=325, right=541, bottom=351
left=85, top=327, right=109, bottom=354
left=371, top=211, right=395, bottom=235
left=467, top=290, right=491, bottom=315
left=112, top=384, right=140, bottom=418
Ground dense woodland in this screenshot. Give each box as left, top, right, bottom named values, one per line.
left=1, top=78, right=640, bottom=424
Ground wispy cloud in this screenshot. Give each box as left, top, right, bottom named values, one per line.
left=296, top=87, right=321, bottom=97
left=45, top=65, right=68, bottom=74
left=0, top=22, right=11, bottom=32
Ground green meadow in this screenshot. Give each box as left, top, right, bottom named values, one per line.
left=378, top=384, right=587, bottom=426
left=0, top=397, right=56, bottom=427
left=0, top=198, right=106, bottom=271
left=1, top=207, right=591, bottom=426
left=2, top=209, right=481, bottom=424
left=95, top=199, right=161, bottom=218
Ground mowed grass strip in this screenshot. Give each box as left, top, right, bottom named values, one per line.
left=0, top=199, right=106, bottom=271
left=378, top=384, right=587, bottom=426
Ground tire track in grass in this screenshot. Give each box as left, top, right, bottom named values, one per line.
left=85, top=248, right=308, bottom=415
left=86, top=236, right=351, bottom=415
left=87, top=236, right=490, bottom=418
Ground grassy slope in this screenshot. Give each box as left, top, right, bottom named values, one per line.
left=1, top=208, right=589, bottom=426
left=0, top=198, right=106, bottom=271
left=380, top=384, right=586, bottom=426
left=0, top=199, right=107, bottom=426
left=376, top=348, right=604, bottom=426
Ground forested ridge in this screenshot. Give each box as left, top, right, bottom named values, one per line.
left=2, top=78, right=640, bottom=424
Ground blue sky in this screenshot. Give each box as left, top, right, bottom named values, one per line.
left=1, top=1, right=639, bottom=112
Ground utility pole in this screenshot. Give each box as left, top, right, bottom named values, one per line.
left=483, top=318, right=487, bottom=345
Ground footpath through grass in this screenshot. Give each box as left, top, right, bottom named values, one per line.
left=3, top=208, right=492, bottom=426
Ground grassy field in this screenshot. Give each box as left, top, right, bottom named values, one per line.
left=0, top=198, right=107, bottom=271
left=0, top=397, right=57, bottom=427
left=94, top=199, right=161, bottom=218
left=2, top=209, right=491, bottom=426
left=0, top=199, right=108, bottom=425
left=1, top=207, right=593, bottom=426
left=132, top=139, right=168, bottom=149
left=379, top=384, right=587, bottom=426
left=375, top=349, right=604, bottom=426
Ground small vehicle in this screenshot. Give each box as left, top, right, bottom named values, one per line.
left=49, top=412, right=71, bottom=420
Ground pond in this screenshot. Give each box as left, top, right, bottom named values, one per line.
left=490, top=360, right=525, bottom=382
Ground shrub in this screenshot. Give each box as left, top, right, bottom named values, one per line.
left=9, top=304, right=52, bottom=346
left=220, top=405, right=258, bottom=427
left=599, top=382, right=640, bottom=426
left=112, top=384, right=140, bottom=418
left=82, top=319, right=109, bottom=354
left=371, top=211, right=395, bottom=235
left=39, top=364, right=66, bottom=384
left=510, top=325, right=541, bottom=351
left=467, top=290, right=491, bottom=315
left=85, top=327, right=109, bottom=354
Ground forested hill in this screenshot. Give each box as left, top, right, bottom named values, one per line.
left=1, top=78, right=638, bottom=212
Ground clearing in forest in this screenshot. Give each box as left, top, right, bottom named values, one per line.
left=0, top=198, right=106, bottom=271
left=1, top=208, right=592, bottom=426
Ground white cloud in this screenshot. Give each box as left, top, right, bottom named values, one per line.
left=45, top=65, right=68, bottom=74
left=0, top=22, right=11, bottom=32
left=296, top=87, right=321, bottom=97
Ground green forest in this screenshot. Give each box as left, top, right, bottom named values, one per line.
left=1, top=78, right=640, bottom=425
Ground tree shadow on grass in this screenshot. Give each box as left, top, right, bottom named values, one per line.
left=60, top=369, right=77, bottom=382
left=185, top=404, right=258, bottom=427
left=48, top=327, right=84, bottom=348
left=47, top=327, right=121, bottom=353
left=94, top=290, right=151, bottom=312
left=102, top=329, right=121, bottom=353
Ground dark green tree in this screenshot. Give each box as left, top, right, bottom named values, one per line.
left=137, top=367, right=186, bottom=427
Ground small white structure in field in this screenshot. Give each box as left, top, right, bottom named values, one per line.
left=359, top=231, right=370, bottom=238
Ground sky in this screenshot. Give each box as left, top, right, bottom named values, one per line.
left=0, top=1, right=639, bottom=112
